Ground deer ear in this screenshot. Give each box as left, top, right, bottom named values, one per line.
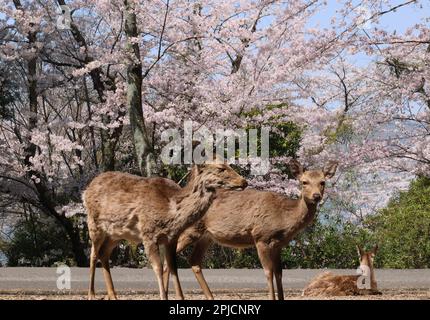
left=372, top=244, right=379, bottom=255
left=288, top=159, right=304, bottom=179
left=323, top=161, right=338, bottom=179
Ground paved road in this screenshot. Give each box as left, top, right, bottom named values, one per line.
left=0, top=268, right=429, bottom=293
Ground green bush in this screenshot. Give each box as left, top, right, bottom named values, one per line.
left=282, top=212, right=375, bottom=269
left=365, top=177, right=430, bottom=268
left=3, top=216, right=75, bottom=266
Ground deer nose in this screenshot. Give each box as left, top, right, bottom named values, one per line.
left=313, top=193, right=322, bottom=202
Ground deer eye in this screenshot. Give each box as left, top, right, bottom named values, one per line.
left=320, top=181, right=325, bottom=186
left=302, top=181, right=308, bottom=185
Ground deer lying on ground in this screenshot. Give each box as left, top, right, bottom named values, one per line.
left=82, top=163, right=247, bottom=300
left=302, top=245, right=381, bottom=296
left=164, top=159, right=338, bottom=300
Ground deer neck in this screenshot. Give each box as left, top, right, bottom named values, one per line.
left=297, top=195, right=318, bottom=222
left=169, top=176, right=214, bottom=239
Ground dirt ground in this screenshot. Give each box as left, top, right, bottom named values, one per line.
left=1, top=289, right=429, bottom=300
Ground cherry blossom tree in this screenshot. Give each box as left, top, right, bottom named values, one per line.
left=0, top=0, right=428, bottom=265
left=295, top=0, right=430, bottom=217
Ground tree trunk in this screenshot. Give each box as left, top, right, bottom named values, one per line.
left=36, top=188, right=88, bottom=267
left=13, top=0, right=88, bottom=267
left=57, top=215, right=88, bottom=267
left=57, top=0, right=122, bottom=172
left=124, top=0, right=157, bottom=177
left=100, top=126, right=116, bottom=171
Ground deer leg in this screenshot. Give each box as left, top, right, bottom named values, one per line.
left=88, top=243, right=98, bottom=300
left=146, top=242, right=167, bottom=300
left=88, top=233, right=105, bottom=300
left=189, top=236, right=214, bottom=300
left=273, top=250, right=284, bottom=300
left=99, top=238, right=119, bottom=300
left=163, top=231, right=198, bottom=294
left=165, top=241, right=184, bottom=300
left=162, top=264, right=170, bottom=293
left=159, top=245, right=170, bottom=293
left=256, top=241, right=275, bottom=300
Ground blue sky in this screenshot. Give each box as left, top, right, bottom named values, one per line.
left=309, top=0, right=429, bottom=33
left=1, top=1, right=427, bottom=37
left=309, top=1, right=429, bottom=66
left=247, top=1, right=429, bottom=67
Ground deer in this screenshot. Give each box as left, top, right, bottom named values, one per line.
left=302, top=245, right=381, bottom=296
left=82, top=162, right=247, bottom=300
left=163, top=159, right=338, bottom=300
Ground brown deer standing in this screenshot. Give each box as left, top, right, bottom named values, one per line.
left=302, top=245, right=381, bottom=296
left=164, top=159, right=338, bottom=300
left=82, top=163, right=247, bottom=300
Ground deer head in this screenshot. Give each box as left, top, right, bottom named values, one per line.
left=289, top=159, right=338, bottom=205
left=192, top=163, right=247, bottom=191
